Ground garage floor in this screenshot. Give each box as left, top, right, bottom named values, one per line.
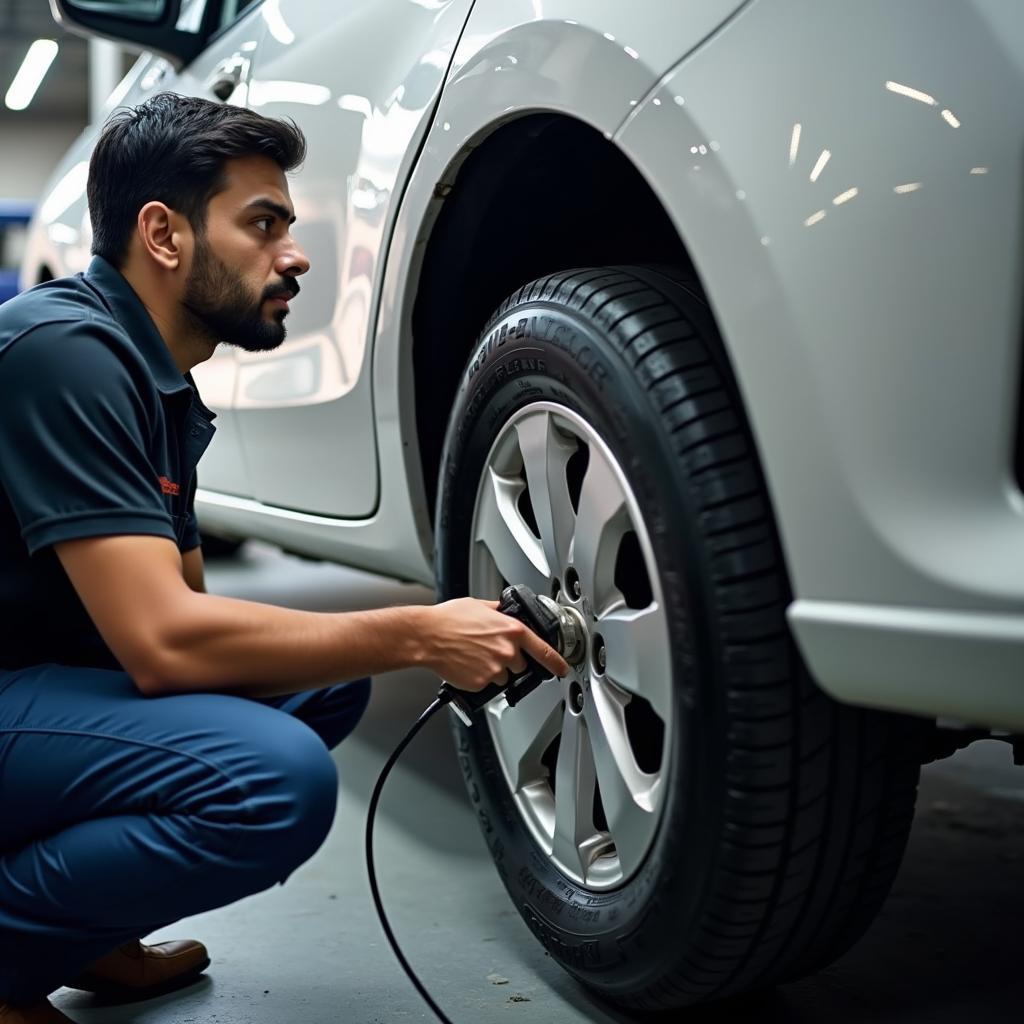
left=52, top=544, right=1024, bottom=1024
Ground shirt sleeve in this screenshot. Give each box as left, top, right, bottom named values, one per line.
left=180, top=498, right=201, bottom=553
left=0, top=323, right=177, bottom=555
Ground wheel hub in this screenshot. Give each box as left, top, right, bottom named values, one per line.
left=469, top=402, right=673, bottom=889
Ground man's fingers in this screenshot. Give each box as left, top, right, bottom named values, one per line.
left=519, top=627, right=571, bottom=677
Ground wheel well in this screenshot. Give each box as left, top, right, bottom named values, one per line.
left=412, top=114, right=694, bottom=522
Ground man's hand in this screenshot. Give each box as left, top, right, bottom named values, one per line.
left=419, top=597, right=571, bottom=692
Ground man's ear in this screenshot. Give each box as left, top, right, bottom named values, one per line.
left=137, top=201, right=189, bottom=271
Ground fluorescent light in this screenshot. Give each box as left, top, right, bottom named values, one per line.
left=894, top=182, right=922, bottom=194
left=809, top=148, right=831, bottom=182
left=970, top=167, right=988, bottom=175
left=885, top=81, right=936, bottom=106
left=941, top=108, right=960, bottom=128
left=804, top=210, right=826, bottom=227
left=5, top=40, right=58, bottom=111
left=832, top=187, right=859, bottom=205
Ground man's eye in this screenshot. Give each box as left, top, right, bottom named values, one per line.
left=254, top=217, right=273, bottom=232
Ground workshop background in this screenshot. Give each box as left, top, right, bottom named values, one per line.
left=1, top=1, right=1024, bottom=1022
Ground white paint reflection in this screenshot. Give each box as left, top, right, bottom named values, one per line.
left=789, top=123, right=801, bottom=167
left=885, top=81, right=936, bottom=106
left=832, top=187, right=858, bottom=205
left=250, top=80, right=331, bottom=106
left=894, top=182, right=922, bottom=194
left=39, top=161, right=88, bottom=224
left=338, top=94, right=373, bottom=118
left=809, top=149, right=831, bottom=183
left=262, top=0, right=295, bottom=45
left=970, top=167, right=988, bottom=175
left=237, top=334, right=350, bottom=407
left=941, top=108, right=960, bottom=128
left=804, top=210, right=826, bottom=227
left=47, top=223, right=78, bottom=245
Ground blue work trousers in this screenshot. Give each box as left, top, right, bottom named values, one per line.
left=0, top=664, right=371, bottom=1005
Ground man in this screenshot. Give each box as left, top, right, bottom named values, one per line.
left=0, top=93, right=569, bottom=1024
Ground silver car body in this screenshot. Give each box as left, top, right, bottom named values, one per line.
left=22, top=0, right=1024, bottom=729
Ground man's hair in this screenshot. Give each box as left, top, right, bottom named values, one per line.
left=87, top=92, right=306, bottom=266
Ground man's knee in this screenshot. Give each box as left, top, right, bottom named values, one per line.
left=221, top=714, right=339, bottom=882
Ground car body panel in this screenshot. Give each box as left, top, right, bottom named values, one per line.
left=617, top=0, right=1024, bottom=727
left=231, top=0, right=478, bottom=518
left=23, top=0, right=1024, bottom=729
left=197, top=0, right=749, bottom=578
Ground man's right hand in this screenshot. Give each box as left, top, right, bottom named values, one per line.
left=418, top=597, right=571, bottom=692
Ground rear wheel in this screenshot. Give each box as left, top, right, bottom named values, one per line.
left=435, top=266, right=922, bottom=1009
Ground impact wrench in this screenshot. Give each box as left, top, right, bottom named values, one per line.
left=364, top=583, right=587, bottom=1024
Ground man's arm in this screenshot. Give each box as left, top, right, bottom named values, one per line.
left=56, top=534, right=569, bottom=698
left=181, top=546, right=205, bottom=593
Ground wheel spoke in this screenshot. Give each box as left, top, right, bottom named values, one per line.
left=486, top=679, right=563, bottom=791
left=586, top=679, right=658, bottom=877
left=474, top=466, right=549, bottom=596
left=551, top=709, right=597, bottom=880
left=514, top=412, right=577, bottom=577
left=571, top=446, right=629, bottom=615
left=597, top=602, right=673, bottom=723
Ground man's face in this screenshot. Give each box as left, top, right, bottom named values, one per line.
left=181, top=155, right=309, bottom=352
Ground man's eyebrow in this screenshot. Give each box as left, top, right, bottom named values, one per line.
left=243, top=198, right=296, bottom=225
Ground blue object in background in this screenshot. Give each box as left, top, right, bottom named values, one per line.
left=0, top=200, right=35, bottom=305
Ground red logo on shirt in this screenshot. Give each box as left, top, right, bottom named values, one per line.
left=159, top=476, right=180, bottom=496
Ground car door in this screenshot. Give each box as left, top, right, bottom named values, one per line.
left=163, top=0, right=266, bottom=498
left=231, top=0, right=475, bottom=518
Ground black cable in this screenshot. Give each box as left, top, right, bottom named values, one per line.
left=365, top=694, right=456, bottom=1024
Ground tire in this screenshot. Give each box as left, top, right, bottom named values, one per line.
left=434, top=266, right=923, bottom=1010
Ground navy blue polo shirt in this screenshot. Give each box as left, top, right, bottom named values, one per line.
left=0, top=256, right=216, bottom=671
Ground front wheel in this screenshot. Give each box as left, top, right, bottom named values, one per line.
left=434, top=266, right=922, bottom=1010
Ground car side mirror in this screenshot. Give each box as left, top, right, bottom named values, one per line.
left=49, top=0, right=208, bottom=69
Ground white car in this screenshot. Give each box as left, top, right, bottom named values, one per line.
left=27, top=0, right=1024, bottom=1010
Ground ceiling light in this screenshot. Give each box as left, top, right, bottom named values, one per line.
left=5, top=39, right=59, bottom=111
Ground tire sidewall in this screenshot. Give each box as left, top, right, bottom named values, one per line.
left=435, top=296, right=727, bottom=990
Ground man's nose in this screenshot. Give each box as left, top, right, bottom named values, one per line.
left=276, top=240, right=310, bottom=278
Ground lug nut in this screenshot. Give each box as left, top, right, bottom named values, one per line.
left=568, top=680, right=585, bottom=715
left=593, top=634, right=606, bottom=674
left=571, top=578, right=581, bottom=599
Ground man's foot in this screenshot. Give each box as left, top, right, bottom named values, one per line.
left=64, top=939, right=210, bottom=998
left=0, top=999, right=75, bottom=1022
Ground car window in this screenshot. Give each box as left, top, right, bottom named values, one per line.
left=65, top=0, right=165, bottom=21
left=176, top=0, right=209, bottom=31
left=175, top=0, right=259, bottom=34
left=218, top=0, right=261, bottom=30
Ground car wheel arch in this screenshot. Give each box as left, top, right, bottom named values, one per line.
left=408, top=111, right=703, bottom=525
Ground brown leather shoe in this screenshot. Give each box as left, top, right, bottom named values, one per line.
left=64, top=939, right=210, bottom=997
left=0, top=1000, right=75, bottom=1023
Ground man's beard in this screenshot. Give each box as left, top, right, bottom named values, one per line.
left=182, top=236, right=297, bottom=353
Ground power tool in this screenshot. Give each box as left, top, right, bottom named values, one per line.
left=438, top=583, right=587, bottom=726
left=365, top=583, right=584, bottom=1024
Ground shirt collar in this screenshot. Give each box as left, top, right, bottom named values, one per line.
left=84, top=255, right=216, bottom=422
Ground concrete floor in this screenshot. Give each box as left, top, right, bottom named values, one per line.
left=52, top=543, right=1024, bottom=1024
